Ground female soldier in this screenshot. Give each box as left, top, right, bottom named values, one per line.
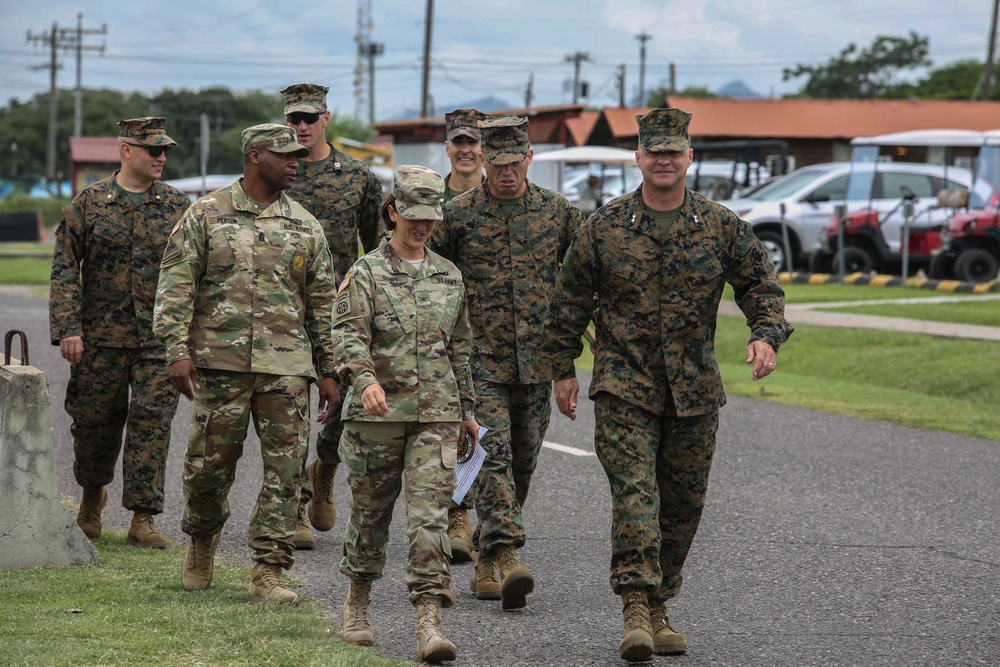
left=334, top=165, right=478, bottom=664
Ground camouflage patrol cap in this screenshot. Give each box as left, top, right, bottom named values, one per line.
left=280, top=82, right=329, bottom=115
left=637, top=108, right=692, bottom=152
left=479, top=115, right=530, bottom=166
left=445, top=108, right=485, bottom=142
left=117, top=117, right=176, bottom=147
left=241, top=123, right=310, bottom=158
left=391, top=165, right=445, bottom=222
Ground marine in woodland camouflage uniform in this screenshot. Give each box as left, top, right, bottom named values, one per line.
left=544, top=108, right=793, bottom=660
left=335, top=167, right=475, bottom=657
left=49, top=116, right=189, bottom=548
left=280, top=82, right=386, bottom=542
left=154, top=124, right=339, bottom=601
left=430, top=115, right=582, bottom=610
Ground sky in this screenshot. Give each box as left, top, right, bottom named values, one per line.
left=0, top=0, right=994, bottom=125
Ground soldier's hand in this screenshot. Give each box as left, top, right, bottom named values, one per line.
left=459, top=419, right=480, bottom=448
left=59, top=336, right=84, bottom=364
left=747, top=340, right=777, bottom=381
left=317, top=377, right=341, bottom=424
left=168, top=359, right=199, bottom=400
left=360, top=383, right=390, bottom=417
left=555, top=378, right=579, bottom=421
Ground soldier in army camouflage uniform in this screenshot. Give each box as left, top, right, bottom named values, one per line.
left=336, top=165, right=476, bottom=664
left=544, top=108, right=793, bottom=662
left=153, top=124, right=340, bottom=604
left=280, top=82, right=387, bottom=549
left=430, top=115, right=583, bottom=611
left=49, top=116, right=189, bottom=549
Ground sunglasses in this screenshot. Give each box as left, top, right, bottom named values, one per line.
left=287, top=112, right=321, bottom=126
left=128, top=143, right=172, bottom=158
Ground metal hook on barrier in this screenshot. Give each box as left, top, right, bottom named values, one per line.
left=3, top=330, right=29, bottom=366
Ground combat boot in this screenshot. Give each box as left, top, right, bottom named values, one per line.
left=415, top=595, right=457, bottom=663
left=181, top=533, right=220, bottom=591
left=619, top=589, right=654, bottom=662
left=494, top=544, right=533, bottom=610
left=649, top=598, right=687, bottom=655
left=292, top=503, right=315, bottom=550
left=248, top=562, right=298, bottom=603
left=342, top=577, right=375, bottom=646
left=76, top=486, right=107, bottom=539
left=470, top=548, right=501, bottom=600
left=126, top=511, right=167, bottom=549
left=307, top=459, right=337, bottom=531
left=447, top=506, right=474, bottom=563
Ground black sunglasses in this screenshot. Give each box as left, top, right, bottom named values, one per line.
left=287, top=112, right=321, bottom=126
left=129, top=143, right=172, bottom=158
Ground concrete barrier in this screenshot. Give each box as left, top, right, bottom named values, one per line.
left=0, top=360, right=99, bottom=571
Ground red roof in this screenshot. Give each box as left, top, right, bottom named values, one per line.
left=565, top=111, right=600, bottom=146
left=69, top=137, right=119, bottom=164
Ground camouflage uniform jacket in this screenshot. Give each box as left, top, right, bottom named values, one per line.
left=333, top=238, right=475, bottom=424
left=49, top=171, right=190, bottom=350
left=153, top=179, right=338, bottom=380
left=287, top=142, right=385, bottom=281
left=443, top=172, right=480, bottom=203
left=545, top=187, right=793, bottom=417
left=431, top=180, right=582, bottom=384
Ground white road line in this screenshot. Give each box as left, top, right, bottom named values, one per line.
left=542, top=440, right=595, bottom=457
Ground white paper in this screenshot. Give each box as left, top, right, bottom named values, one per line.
left=452, top=427, right=488, bottom=504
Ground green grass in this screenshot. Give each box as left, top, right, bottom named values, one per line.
left=822, top=299, right=1000, bottom=326
left=779, top=282, right=953, bottom=303
left=0, top=256, right=53, bottom=285
left=0, top=534, right=405, bottom=667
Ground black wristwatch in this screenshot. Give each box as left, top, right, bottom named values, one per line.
left=323, top=373, right=339, bottom=383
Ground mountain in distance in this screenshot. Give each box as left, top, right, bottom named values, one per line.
left=716, top=80, right=761, bottom=99
left=385, top=95, right=513, bottom=121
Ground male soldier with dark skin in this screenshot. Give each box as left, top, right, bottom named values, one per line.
left=430, top=115, right=583, bottom=610
left=280, top=82, right=386, bottom=549
left=49, top=117, right=190, bottom=549
left=154, top=123, right=340, bottom=603
left=544, top=108, right=793, bottom=662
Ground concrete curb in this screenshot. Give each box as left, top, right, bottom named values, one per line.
left=778, top=271, right=1000, bottom=293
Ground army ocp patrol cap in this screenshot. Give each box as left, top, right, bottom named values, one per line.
left=479, top=115, right=530, bottom=166
left=280, top=82, right=329, bottom=115
left=241, top=123, right=310, bottom=158
left=393, top=165, right=445, bottom=222
left=445, top=108, right=485, bottom=142
left=118, top=117, right=176, bottom=147
left=637, top=108, right=692, bottom=152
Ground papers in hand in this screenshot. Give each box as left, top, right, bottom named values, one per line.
left=453, top=426, right=488, bottom=504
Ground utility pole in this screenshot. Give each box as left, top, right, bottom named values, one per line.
left=973, top=0, right=1000, bottom=100
left=420, top=0, right=434, bottom=118
left=636, top=32, right=652, bottom=106
left=525, top=72, right=534, bottom=108
left=617, top=64, right=627, bottom=107
left=565, top=51, right=592, bottom=104
left=362, top=42, right=384, bottom=124
left=70, top=14, right=106, bottom=137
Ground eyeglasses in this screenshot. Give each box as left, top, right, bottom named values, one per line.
left=128, top=143, right=172, bottom=158
left=287, top=112, right=321, bottom=126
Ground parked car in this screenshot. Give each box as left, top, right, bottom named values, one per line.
left=718, top=162, right=973, bottom=272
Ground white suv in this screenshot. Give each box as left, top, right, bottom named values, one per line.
left=719, top=162, right=973, bottom=271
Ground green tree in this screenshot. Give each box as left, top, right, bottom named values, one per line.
left=644, top=84, right=715, bottom=107
left=783, top=31, right=931, bottom=98
left=900, top=59, right=997, bottom=99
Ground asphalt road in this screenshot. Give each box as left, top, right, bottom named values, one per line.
left=3, top=287, right=998, bottom=666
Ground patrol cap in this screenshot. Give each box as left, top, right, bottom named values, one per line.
left=445, top=108, right=484, bottom=142
left=241, top=123, right=310, bottom=158
left=479, top=115, right=530, bottom=166
left=391, top=165, right=445, bottom=222
left=280, top=82, right=329, bottom=115
left=117, top=117, right=176, bottom=147
left=637, top=108, right=692, bottom=152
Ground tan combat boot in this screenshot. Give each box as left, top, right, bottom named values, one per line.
left=342, top=577, right=375, bottom=646
left=447, top=506, right=474, bottom=563
left=181, top=533, right=220, bottom=592
left=415, top=595, right=457, bottom=663
left=76, top=486, right=107, bottom=539
left=649, top=598, right=687, bottom=655
left=247, top=563, right=298, bottom=604
left=126, top=511, right=167, bottom=549
left=470, top=547, right=501, bottom=600
left=619, top=589, right=654, bottom=662
left=494, top=544, right=534, bottom=610
left=307, top=459, right=337, bottom=531
left=292, top=503, right=315, bottom=550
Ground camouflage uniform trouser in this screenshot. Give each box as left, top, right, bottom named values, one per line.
left=474, top=381, right=552, bottom=551
left=300, top=400, right=344, bottom=504
left=594, top=391, right=718, bottom=601
left=66, top=345, right=177, bottom=513
left=181, top=370, right=309, bottom=568
left=339, top=420, right=458, bottom=607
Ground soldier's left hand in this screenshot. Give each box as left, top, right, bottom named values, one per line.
left=318, top=377, right=341, bottom=424
left=746, top=340, right=777, bottom=381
